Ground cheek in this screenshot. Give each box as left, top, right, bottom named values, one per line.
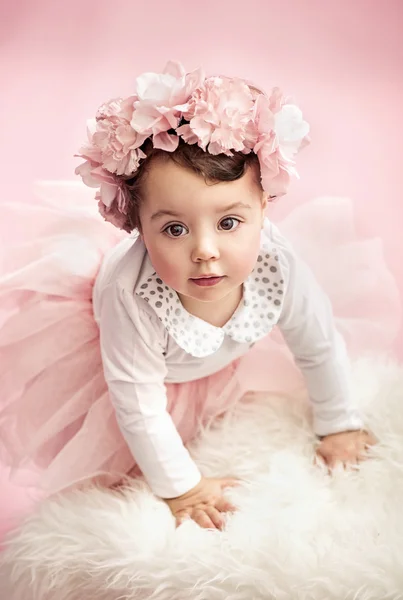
left=145, top=240, right=186, bottom=289
left=232, top=247, right=260, bottom=279
left=226, top=231, right=261, bottom=279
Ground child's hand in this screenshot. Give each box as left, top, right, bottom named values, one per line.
left=315, top=429, right=377, bottom=471
left=164, top=476, right=239, bottom=530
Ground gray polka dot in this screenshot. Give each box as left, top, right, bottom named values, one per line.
left=265, top=254, right=270, bottom=259
left=270, top=266, right=277, bottom=273
left=253, top=303, right=258, bottom=309
left=273, top=283, right=278, bottom=288
left=165, top=297, right=169, bottom=303
left=257, top=256, right=263, bottom=262
left=258, top=289, right=265, bottom=297
left=268, top=296, right=272, bottom=300
left=253, top=321, right=260, bottom=329
left=255, top=277, right=259, bottom=282
left=169, top=293, right=173, bottom=298
left=156, top=301, right=163, bottom=308
left=139, top=291, right=144, bottom=296
left=275, top=255, right=279, bottom=261
left=140, top=283, right=148, bottom=289
left=280, top=279, right=284, bottom=284
left=165, top=308, right=169, bottom=315
left=244, top=322, right=250, bottom=328
left=159, top=294, right=163, bottom=299
left=257, top=268, right=263, bottom=273
left=156, top=278, right=163, bottom=284
left=173, top=318, right=178, bottom=325
left=268, top=312, right=274, bottom=319
left=264, top=262, right=268, bottom=267
left=157, top=286, right=163, bottom=293
left=277, top=290, right=283, bottom=295
left=165, top=286, right=169, bottom=291
left=175, top=308, right=181, bottom=316
left=262, top=277, right=269, bottom=283
left=150, top=290, right=156, bottom=295
left=274, top=299, right=281, bottom=306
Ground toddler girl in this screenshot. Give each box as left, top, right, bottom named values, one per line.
left=0, top=61, right=377, bottom=531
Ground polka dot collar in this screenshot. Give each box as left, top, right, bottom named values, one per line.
left=135, top=225, right=285, bottom=358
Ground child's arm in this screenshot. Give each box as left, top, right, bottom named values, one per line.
left=272, top=224, right=364, bottom=438
left=98, top=280, right=238, bottom=528
left=99, top=281, right=201, bottom=499
left=271, top=230, right=378, bottom=467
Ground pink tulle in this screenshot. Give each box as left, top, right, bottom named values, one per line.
left=0, top=182, right=400, bottom=499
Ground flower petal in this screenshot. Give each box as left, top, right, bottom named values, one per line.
left=153, top=132, right=179, bottom=152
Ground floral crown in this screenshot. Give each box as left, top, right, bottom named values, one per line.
left=75, top=60, right=310, bottom=231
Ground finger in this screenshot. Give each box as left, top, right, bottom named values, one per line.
left=326, top=459, right=342, bottom=474
left=357, top=449, right=370, bottom=462
left=349, top=459, right=361, bottom=471
left=365, top=432, right=378, bottom=445
left=313, top=452, right=327, bottom=468
left=215, top=497, right=237, bottom=513
left=220, top=478, right=241, bottom=489
left=175, top=511, right=190, bottom=528
left=193, top=509, right=216, bottom=530
left=205, top=505, right=224, bottom=530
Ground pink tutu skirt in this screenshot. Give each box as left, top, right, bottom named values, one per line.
left=0, top=182, right=401, bottom=502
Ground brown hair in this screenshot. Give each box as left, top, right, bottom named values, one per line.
left=123, top=138, right=266, bottom=232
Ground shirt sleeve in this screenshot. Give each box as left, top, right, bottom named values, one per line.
left=272, top=225, right=364, bottom=437
left=98, top=282, right=202, bottom=498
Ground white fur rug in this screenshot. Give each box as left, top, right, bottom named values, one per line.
left=1, top=358, right=403, bottom=600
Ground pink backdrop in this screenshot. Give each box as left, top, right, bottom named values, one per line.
left=0, top=0, right=402, bottom=541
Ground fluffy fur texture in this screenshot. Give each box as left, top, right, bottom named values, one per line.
left=1, top=357, right=403, bottom=600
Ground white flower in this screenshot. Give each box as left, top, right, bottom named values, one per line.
left=274, top=104, right=310, bottom=161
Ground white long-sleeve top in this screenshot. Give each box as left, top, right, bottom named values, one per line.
left=93, top=218, right=363, bottom=499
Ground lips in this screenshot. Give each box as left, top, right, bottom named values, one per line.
left=190, top=275, right=225, bottom=287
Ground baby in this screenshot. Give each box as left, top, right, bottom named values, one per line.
left=84, top=62, right=376, bottom=529
left=0, top=61, right=376, bottom=534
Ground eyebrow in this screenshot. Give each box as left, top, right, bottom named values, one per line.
left=150, top=201, right=252, bottom=221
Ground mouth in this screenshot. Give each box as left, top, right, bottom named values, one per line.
left=190, top=275, right=225, bottom=287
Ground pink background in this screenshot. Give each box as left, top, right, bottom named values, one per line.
left=0, top=0, right=402, bottom=541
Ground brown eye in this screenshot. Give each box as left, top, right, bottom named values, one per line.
left=164, top=224, right=187, bottom=237
left=219, top=217, right=240, bottom=231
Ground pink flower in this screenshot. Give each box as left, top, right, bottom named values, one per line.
left=97, top=193, right=129, bottom=231
left=90, top=96, right=149, bottom=176
left=130, top=60, right=204, bottom=151
left=74, top=98, right=148, bottom=180
left=177, top=77, right=258, bottom=156
left=74, top=159, right=103, bottom=189
left=74, top=61, right=311, bottom=229
left=253, top=90, right=310, bottom=196
left=75, top=160, right=132, bottom=227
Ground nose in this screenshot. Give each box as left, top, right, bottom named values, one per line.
left=191, top=232, right=220, bottom=263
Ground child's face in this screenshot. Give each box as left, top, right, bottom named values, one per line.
left=139, top=158, right=267, bottom=308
